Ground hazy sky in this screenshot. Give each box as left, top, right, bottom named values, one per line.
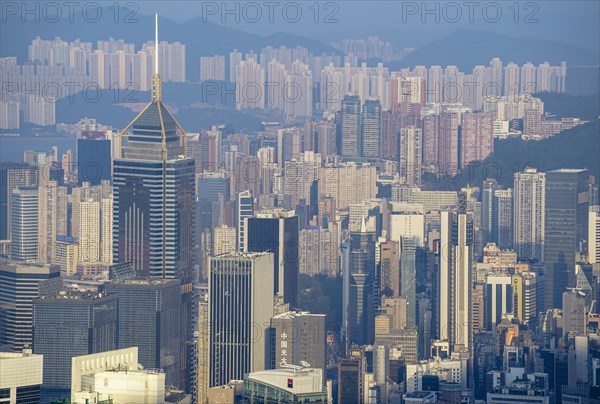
left=135, top=1, right=600, bottom=50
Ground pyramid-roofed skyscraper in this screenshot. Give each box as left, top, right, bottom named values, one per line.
left=112, top=15, right=195, bottom=284
left=111, top=16, right=195, bottom=390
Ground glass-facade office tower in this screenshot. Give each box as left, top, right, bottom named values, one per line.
left=0, top=261, right=60, bottom=351
left=544, top=169, right=590, bottom=309
left=340, top=94, right=361, bottom=159
left=245, top=211, right=299, bottom=307
left=208, top=252, right=275, bottom=387
left=76, top=138, right=111, bottom=186
left=361, top=98, right=381, bottom=158
left=236, top=190, right=254, bottom=252
left=104, top=278, right=181, bottom=387
left=32, top=290, right=116, bottom=396
left=347, top=217, right=377, bottom=348
left=112, top=43, right=195, bottom=389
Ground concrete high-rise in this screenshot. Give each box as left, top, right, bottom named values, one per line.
left=439, top=211, right=473, bottom=354
left=37, top=181, right=68, bottom=264
left=589, top=205, right=600, bottom=264
left=513, top=168, right=545, bottom=262
left=493, top=189, right=513, bottom=250
left=10, top=187, right=38, bottom=261
left=246, top=210, right=299, bottom=307
left=270, top=311, right=326, bottom=377
left=544, top=169, right=590, bottom=309
left=399, top=126, right=422, bottom=186
left=460, top=112, right=494, bottom=169
left=208, top=252, right=275, bottom=387
left=0, top=163, right=37, bottom=242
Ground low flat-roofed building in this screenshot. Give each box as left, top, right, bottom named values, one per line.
left=0, top=348, right=43, bottom=404
left=244, top=366, right=326, bottom=403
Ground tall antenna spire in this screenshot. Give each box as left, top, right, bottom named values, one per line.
left=151, top=13, right=162, bottom=102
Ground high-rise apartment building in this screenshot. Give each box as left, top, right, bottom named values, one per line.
left=513, top=168, right=546, bottom=262
left=399, top=126, right=422, bottom=186
left=37, top=181, right=67, bottom=264
left=460, top=112, right=494, bottom=168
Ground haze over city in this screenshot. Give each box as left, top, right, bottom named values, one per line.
left=0, top=1, right=599, bottom=403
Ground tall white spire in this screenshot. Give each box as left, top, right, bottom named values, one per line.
left=151, top=13, right=162, bottom=102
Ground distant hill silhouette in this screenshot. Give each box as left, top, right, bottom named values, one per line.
left=395, top=29, right=599, bottom=70
left=426, top=119, right=600, bottom=191
left=536, top=92, right=600, bottom=121
left=0, top=12, right=339, bottom=81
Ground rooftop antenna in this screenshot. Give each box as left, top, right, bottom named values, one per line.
left=151, top=13, right=162, bottom=102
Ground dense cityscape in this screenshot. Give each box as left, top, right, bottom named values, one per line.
left=0, top=2, right=599, bottom=403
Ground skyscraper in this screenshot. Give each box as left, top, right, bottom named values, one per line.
left=399, top=126, right=422, bottom=186
left=589, top=205, right=600, bottom=264
left=246, top=210, right=299, bottom=307
left=481, top=179, right=498, bottom=244
left=111, top=16, right=195, bottom=390
left=460, top=112, right=494, bottom=169
left=493, top=189, right=513, bottom=250
left=33, top=289, right=117, bottom=396
left=544, top=169, right=590, bottom=309
left=104, top=278, right=182, bottom=388
left=270, top=311, right=326, bottom=377
left=340, top=94, right=361, bottom=159
left=76, top=137, right=111, bottom=186
left=208, top=252, right=275, bottom=387
left=513, top=168, right=546, bottom=262
left=438, top=112, right=460, bottom=174
left=361, top=97, right=381, bottom=158
left=37, top=181, right=68, bottom=264
left=237, top=190, right=254, bottom=252
left=439, top=211, right=473, bottom=354
left=347, top=216, right=377, bottom=347
left=0, top=261, right=60, bottom=351
left=0, top=163, right=37, bottom=241
left=10, top=187, right=38, bottom=261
